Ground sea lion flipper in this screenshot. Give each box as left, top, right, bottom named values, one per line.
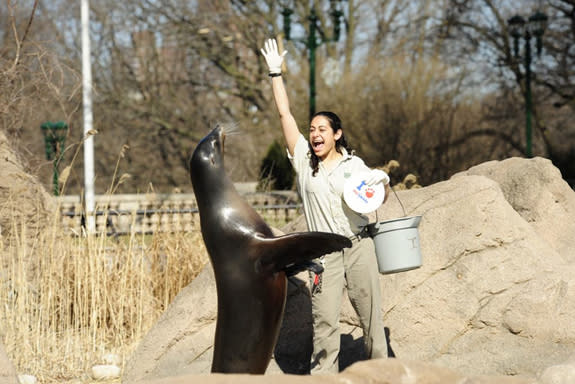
left=255, top=232, right=352, bottom=273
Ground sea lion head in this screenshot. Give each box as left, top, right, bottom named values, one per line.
left=190, top=125, right=226, bottom=185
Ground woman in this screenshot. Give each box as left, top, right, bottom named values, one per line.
left=261, top=38, right=389, bottom=374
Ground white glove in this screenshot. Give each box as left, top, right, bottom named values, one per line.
left=365, top=169, right=390, bottom=186
left=260, top=38, right=286, bottom=75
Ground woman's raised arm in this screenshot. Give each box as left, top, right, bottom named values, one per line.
left=261, top=39, right=301, bottom=155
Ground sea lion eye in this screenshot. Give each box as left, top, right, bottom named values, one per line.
left=210, top=153, right=215, bottom=165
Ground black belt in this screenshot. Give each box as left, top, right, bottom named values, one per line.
left=349, top=227, right=370, bottom=242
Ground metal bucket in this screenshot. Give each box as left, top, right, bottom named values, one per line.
left=366, top=215, right=422, bottom=274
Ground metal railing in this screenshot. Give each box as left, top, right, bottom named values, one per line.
left=56, top=191, right=302, bottom=235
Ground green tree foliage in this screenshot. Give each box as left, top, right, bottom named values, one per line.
left=258, top=140, right=294, bottom=191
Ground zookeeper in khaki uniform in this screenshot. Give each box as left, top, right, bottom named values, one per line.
left=261, top=38, right=390, bottom=374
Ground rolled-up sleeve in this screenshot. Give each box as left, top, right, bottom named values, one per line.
left=288, top=134, right=309, bottom=174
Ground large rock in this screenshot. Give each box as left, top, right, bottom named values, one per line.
left=135, top=358, right=537, bottom=384
left=123, top=262, right=218, bottom=383
left=539, top=357, right=575, bottom=384
left=123, top=157, right=575, bottom=383
left=373, top=173, right=575, bottom=378
left=455, top=157, right=575, bottom=263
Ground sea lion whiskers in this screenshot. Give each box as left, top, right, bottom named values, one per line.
left=216, top=122, right=241, bottom=139
left=212, top=123, right=240, bottom=154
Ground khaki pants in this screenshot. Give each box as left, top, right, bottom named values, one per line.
left=309, top=236, right=387, bottom=374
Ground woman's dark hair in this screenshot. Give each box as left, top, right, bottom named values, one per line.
left=309, top=111, right=352, bottom=176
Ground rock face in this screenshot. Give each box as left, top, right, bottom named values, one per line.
left=123, top=157, right=575, bottom=384
left=123, top=262, right=218, bottom=382
left=457, top=157, right=575, bottom=263
left=372, top=157, right=575, bottom=378
left=136, top=358, right=539, bottom=384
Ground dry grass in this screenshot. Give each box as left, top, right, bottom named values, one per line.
left=0, top=215, right=208, bottom=383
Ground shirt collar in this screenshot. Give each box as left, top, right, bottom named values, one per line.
left=341, top=147, right=353, bottom=161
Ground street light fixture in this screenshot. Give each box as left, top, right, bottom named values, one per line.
left=41, top=121, right=68, bottom=196
left=507, top=10, right=548, bottom=158
left=282, top=1, right=345, bottom=120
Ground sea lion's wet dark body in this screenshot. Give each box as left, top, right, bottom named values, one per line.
left=190, top=126, right=352, bottom=374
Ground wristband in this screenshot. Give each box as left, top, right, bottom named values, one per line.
left=269, top=73, right=282, bottom=77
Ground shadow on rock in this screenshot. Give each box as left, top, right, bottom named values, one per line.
left=339, top=326, right=396, bottom=371
left=274, top=274, right=397, bottom=375
left=274, top=275, right=313, bottom=374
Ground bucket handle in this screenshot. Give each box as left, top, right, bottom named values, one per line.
left=391, top=184, right=407, bottom=217
left=375, top=182, right=407, bottom=224
left=370, top=182, right=408, bottom=233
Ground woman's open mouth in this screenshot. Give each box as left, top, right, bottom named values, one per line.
left=312, top=140, right=324, bottom=152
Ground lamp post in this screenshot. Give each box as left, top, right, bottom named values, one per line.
left=507, top=11, right=548, bottom=158
left=82, top=0, right=96, bottom=232
left=41, top=121, right=68, bottom=196
left=282, top=1, right=344, bottom=120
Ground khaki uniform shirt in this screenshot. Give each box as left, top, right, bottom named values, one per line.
left=289, top=134, right=371, bottom=237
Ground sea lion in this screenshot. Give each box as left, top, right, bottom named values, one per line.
left=189, top=125, right=352, bottom=374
